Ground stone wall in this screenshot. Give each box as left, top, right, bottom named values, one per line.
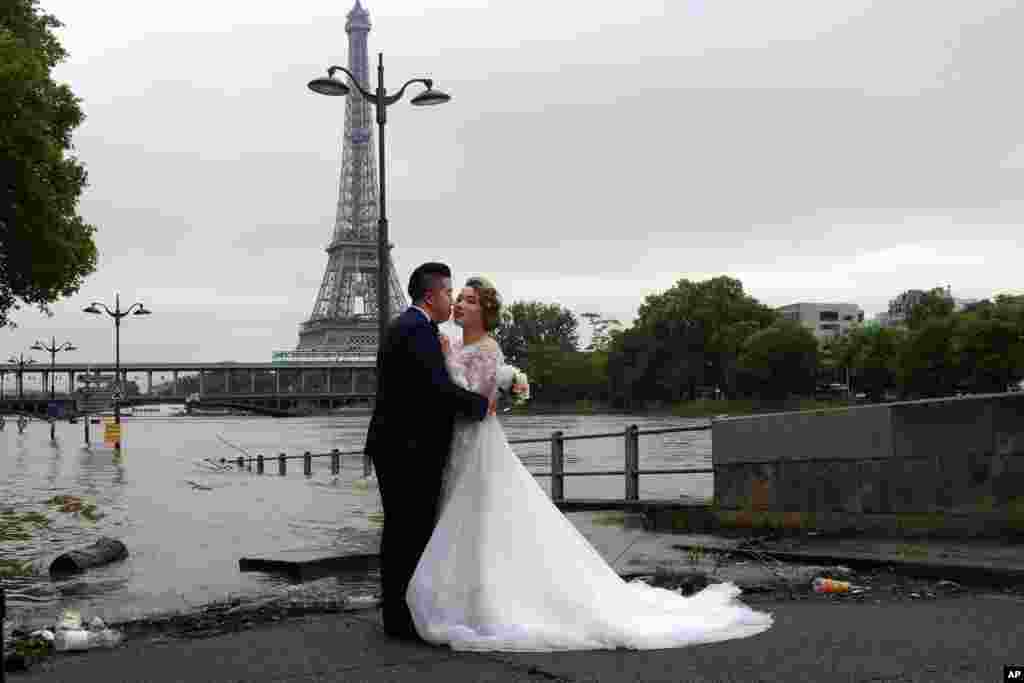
left=710, top=392, right=1024, bottom=538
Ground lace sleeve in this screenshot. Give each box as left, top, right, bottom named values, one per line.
left=446, top=340, right=469, bottom=391
left=461, top=340, right=501, bottom=401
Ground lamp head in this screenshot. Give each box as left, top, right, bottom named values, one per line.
left=30, top=343, right=44, bottom=351
left=65, top=344, right=78, bottom=351
left=308, top=74, right=349, bottom=97
left=83, top=304, right=102, bottom=314
left=410, top=86, right=451, bottom=107
left=133, top=305, right=152, bottom=316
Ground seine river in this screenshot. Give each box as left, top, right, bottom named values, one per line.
left=0, top=413, right=711, bottom=630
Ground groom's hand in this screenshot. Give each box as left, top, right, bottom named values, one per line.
left=487, top=397, right=497, bottom=416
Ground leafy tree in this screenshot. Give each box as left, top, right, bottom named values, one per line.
left=524, top=347, right=609, bottom=404
left=898, top=317, right=958, bottom=398
left=832, top=324, right=905, bottom=402
left=951, top=297, right=1024, bottom=393
left=1, top=1, right=97, bottom=328
left=580, top=312, right=621, bottom=352
left=906, top=287, right=955, bottom=330
left=494, top=301, right=579, bottom=369
left=735, top=320, right=819, bottom=400
left=606, top=326, right=659, bottom=409
left=627, top=276, right=777, bottom=398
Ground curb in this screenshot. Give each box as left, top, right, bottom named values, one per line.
left=669, top=543, right=1024, bottom=589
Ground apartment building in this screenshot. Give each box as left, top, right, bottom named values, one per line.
left=777, top=303, right=865, bottom=340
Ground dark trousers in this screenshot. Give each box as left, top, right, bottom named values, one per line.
left=371, top=450, right=444, bottom=636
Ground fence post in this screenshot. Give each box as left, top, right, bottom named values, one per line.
left=278, top=453, right=286, bottom=476
left=256, top=454, right=264, bottom=475
left=331, top=448, right=340, bottom=476
left=550, top=430, right=565, bottom=502
left=624, top=424, right=639, bottom=501
left=303, top=451, right=312, bottom=477
left=236, top=456, right=244, bottom=470
left=1, top=579, right=5, bottom=683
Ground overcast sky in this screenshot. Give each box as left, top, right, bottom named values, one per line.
left=6, top=0, right=1024, bottom=363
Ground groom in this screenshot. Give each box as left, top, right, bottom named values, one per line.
left=365, top=262, right=494, bottom=641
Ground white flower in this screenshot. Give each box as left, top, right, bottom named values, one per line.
left=496, top=364, right=518, bottom=392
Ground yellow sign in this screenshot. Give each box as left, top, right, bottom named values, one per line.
left=103, top=423, right=122, bottom=447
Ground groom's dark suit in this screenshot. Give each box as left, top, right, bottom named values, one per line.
left=365, top=306, right=488, bottom=638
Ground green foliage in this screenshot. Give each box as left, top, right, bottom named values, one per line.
left=831, top=325, right=906, bottom=401
left=898, top=317, right=959, bottom=398
left=580, top=312, right=621, bottom=352
left=607, top=276, right=777, bottom=406
left=0, top=0, right=97, bottom=327
left=519, top=345, right=609, bottom=404
left=494, top=301, right=580, bottom=368
left=905, top=287, right=955, bottom=330
left=735, top=319, right=819, bottom=400
left=0, top=508, right=50, bottom=542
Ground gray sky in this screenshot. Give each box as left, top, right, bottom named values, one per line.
left=7, top=0, right=1024, bottom=363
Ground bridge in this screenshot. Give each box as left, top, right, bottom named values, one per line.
left=0, top=361, right=379, bottom=417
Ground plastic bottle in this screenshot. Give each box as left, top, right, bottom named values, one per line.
left=812, top=577, right=851, bottom=593
left=54, top=629, right=92, bottom=652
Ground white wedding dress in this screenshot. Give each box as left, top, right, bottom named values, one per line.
left=406, top=337, right=773, bottom=651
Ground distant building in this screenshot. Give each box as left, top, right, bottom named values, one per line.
left=777, top=303, right=864, bottom=340
left=873, top=311, right=895, bottom=328
left=885, top=289, right=931, bottom=327
left=953, top=297, right=982, bottom=312
left=882, top=286, right=978, bottom=327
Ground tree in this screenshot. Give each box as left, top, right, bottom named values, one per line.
left=951, top=296, right=1024, bottom=393
left=580, top=312, right=621, bottom=352
left=735, top=320, right=819, bottom=400
left=494, top=301, right=579, bottom=369
left=906, top=287, right=955, bottom=330
left=832, top=324, right=905, bottom=402
left=1, top=1, right=98, bottom=328
left=898, top=317, right=958, bottom=398
left=630, top=276, right=777, bottom=398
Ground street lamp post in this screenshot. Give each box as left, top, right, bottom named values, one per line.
left=84, top=293, right=151, bottom=428
left=308, top=54, right=450, bottom=350
left=30, top=336, right=76, bottom=440
left=7, top=352, right=36, bottom=400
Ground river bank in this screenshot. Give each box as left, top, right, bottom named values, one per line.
left=507, top=397, right=857, bottom=419
left=7, top=521, right=1024, bottom=676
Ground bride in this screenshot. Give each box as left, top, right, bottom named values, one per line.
left=406, top=276, right=773, bottom=652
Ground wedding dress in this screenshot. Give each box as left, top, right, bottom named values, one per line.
left=406, top=337, right=773, bottom=651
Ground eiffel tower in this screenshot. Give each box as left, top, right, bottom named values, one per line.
left=297, top=0, right=406, bottom=355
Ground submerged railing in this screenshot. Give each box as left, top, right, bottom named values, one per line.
left=226, top=423, right=713, bottom=502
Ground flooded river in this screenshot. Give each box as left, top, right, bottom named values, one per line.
left=0, top=413, right=711, bottom=630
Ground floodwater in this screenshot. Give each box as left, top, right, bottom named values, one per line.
left=0, top=413, right=711, bottom=630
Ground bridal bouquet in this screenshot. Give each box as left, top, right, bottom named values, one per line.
left=497, top=364, right=531, bottom=406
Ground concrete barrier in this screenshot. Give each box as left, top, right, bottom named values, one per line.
left=708, top=392, right=1024, bottom=538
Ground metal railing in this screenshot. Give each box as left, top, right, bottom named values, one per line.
left=226, top=423, right=713, bottom=502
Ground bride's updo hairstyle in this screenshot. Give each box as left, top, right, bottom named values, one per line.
left=465, top=276, right=502, bottom=332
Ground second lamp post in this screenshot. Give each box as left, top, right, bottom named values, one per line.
left=308, top=53, right=450, bottom=349
left=84, top=293, right=151, bottom=426
left=30, top=336, right=76, bottom=440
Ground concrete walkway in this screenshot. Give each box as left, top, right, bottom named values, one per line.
left=10, top=593, right=1023, bottom=682
left=7, top=514, right=1024, bottom=680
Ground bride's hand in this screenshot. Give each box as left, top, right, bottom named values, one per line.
left=439, top=333, right=451, bottom=355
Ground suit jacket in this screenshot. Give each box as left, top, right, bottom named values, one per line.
left=365, top=307, right=488, bottom=472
